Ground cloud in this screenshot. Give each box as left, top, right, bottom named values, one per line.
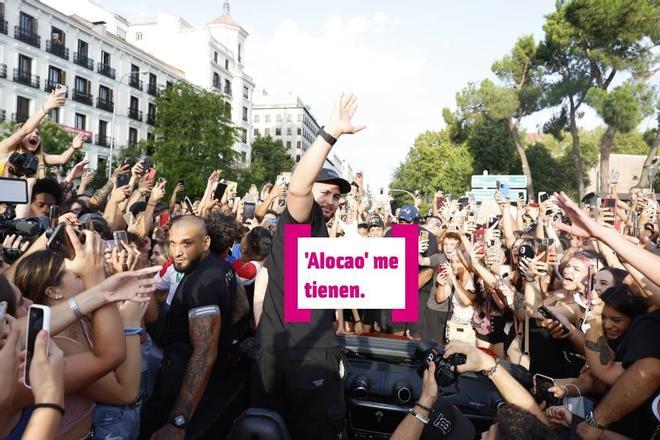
left=246, top=12, right=437, bottom=190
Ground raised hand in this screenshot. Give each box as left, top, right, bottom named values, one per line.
left=324, top=93, right=366, bottom=138
left=554, top=192, right=605, bottom=239
left=71, top=133, right=86, bottom=150
left=44, top=90, right=66, bottom=112
left=66, top=160, right=90, bottom=182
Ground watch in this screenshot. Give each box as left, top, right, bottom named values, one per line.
left=168, top=413, right=187, bottom=429
left=586, top=410, right=606, bottom=431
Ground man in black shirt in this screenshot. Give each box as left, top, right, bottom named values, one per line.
left=141, top=215, right=235, bottom=440
left=252, top=93, right=365, bottom=439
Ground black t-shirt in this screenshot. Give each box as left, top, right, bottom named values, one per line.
left=164, top=254, right=236, bottom=378
left=608, top=310, right=660, bottom=439
left=254, top=202, right=337, bottom=350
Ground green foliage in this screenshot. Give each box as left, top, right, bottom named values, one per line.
left=587, top=83, right=653, bottom=133
left=144, top=82, right=238, bottom=197
left=237, top=135, right=294, bottom=195
left=390, top=131, right=472, bottom=203
left=465, top=118, right=519, bottom=175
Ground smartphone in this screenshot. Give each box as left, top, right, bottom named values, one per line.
left=24, top=305, right=51, bottom=389
left=497, top=181, right=510, bottom=198
left=144, top=168, right=157, bottom=182
left=123, top=211, right=135, bottom=227
left=472, top=227, right=485, bottom=245
left=46, top=223, right=77, bottom=260
left=214, top=181, right=228, bottom=201
left=420, top=230, right=429, bottom=241
left=533, top=373, right=557, bottom=405
left=158, top=211, right=170, bottom=228
left=519, top=243, right=535, bottom=260
left=226, top=180, right=238, bottom=195
left=436, top=196, right=446, bottom=209
left=113, top=230, right=128, bottom=248
left=538, top=192, right=548, bottom=203
left=243, top=201, right=256, bottom=220
left=121, top=158, right=132, bottom=167
left=0, top=301, right=7, bottom=337
left=609, top=169, right=620, bottom=183
left=538, top=305, right=570, bottom=334
left=141, top=157, right=154, bottom=172
left=602, top=197, right=616, bottom=209
left=55, top=83, right=67, bottom=95
left=104, top=239, right=117, bottom=253
left=116, top=173, right=130, bottom=187
left=184, top=197, right=194, bottom=213
left=48, top=205, right=61, bottom=228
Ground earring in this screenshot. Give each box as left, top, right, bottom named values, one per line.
left=56, top=294, right=64, bottom=300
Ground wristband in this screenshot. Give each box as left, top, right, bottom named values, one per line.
left=124, top=327, right=144, bottom=336
left=482, top=359, right=499, bottom=378
left=319, top=126, right=337, bottom=146
left=408, top=408, right=429, bottom=424
left=354, top=320, right=362, bottom=324
left=34, top=403, right=65, bottom=416
left=68, top=297, right=85, bottom=320
left=414, top=402, right=432, bottom=412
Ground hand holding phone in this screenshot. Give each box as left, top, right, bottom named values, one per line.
left=24, top=305, right=51, bottom=388
left=538, top=305, right=570, bottom=334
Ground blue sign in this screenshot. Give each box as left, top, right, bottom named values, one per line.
left=471, top=175, right=527, bottom=189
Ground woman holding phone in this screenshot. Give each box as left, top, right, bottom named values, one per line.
left=0, top=91, right=85, bottom=179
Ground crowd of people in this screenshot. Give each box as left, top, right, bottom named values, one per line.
left=0, top=89, right=658, bottom=440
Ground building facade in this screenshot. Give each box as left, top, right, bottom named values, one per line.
left=0, top=0, right=185, bottom=171
left=126, top=3, right=254, bottom=165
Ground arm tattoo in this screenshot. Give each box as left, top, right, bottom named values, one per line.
left=172, top=313, right=220, bottom=418
left=513, top=292, right=525, bottom=310
left=585, top=336, right=614, bottom=366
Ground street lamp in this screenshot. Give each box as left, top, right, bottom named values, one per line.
left=389, top=188, right=419, bottom=206
left=108, top=70, right=148, bottom=177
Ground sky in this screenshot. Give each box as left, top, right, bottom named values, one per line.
left=100, top=0, right=645, bottom=192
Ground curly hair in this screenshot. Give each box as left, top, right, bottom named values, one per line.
left=244, top=226, right=272, bottom=260
left=496, top=404, right=558, bottom=439
left=207, top=212, right=241, bottom=254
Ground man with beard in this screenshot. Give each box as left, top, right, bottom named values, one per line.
left=251, top=93, right=365, bottom=439
left=141, top=215, right=235, bottom=440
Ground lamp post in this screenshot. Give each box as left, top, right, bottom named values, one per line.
left=389, top=188, right=419, bottom=207
left=108, top=70, right=148, bottom=177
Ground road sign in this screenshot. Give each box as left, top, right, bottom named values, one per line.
left=471, top=189, right=527, bottom=203
left=471, top=175, right=527, bottom=189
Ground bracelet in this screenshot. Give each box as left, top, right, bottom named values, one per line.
left=124, top=327, right=144, bottom=336
left=34, top=403, right=65, bottom=416
left=408, top=408, right=429, bottom=424
left=68, top=297, right=85, bottom=320
left=319, top=126, right=338, bottom=146
left=482, top=359, right=499, bottom=378
left=147, top=203, right=157, bottom=207
left=354, top=320, right=362, bottom=324
left=414, top=401, right=432, bottom=412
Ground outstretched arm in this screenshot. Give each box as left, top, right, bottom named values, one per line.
left=287, top=93, right=365, bottom=223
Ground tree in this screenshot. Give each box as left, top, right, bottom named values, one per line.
left=636, top=113, right=659, bottom=189
left=237, top=135, right=294, bottom=194
left=143, top=82, right=238, bottom=197
left=587, top=83, right=654, bottom=192
left=390, top=131, right=473, bottom=206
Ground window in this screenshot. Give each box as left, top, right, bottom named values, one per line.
left=214, top=51, right=218, bottom=63
left=101, top=50, right=111, bottom=65
left=265, top=128, right=270, bottom=136
left=241, top=151, right=247, bottom=162
left=265, top=115, right=271, bottom=123
left=98, top=120, right=108, bottom=137
left=275, top=128, right=281, bottom=136
left=225, top=59, right=229, bottom=70
left=276, top=114, right=282, bottom=123
left=18, top=54, right=32, bottom=74
left=135, top=32, right=143, bottom=40
left=128, top=127, right=138, bottom=146
left=286, top=141, right=291, bottom=148
left=74, top=76, right=89, bottom=94
left=296, top=141, right=302, bottom=149
left=130, top=96, right=139, bottom=110
left=99, top=85, right=112, bottom=102
left=242, top=106, right=248, bottom=122
left=243, top=86, right=248, bottom=99
left=296, top=155, right=301, bottom=162
left=253, top=128, right=259, bottom=136
left=131, top=64, right=139, bottom=75
left=47, top=66, right=64, bottom=85
left=149, top=73, right=157, bottom=87
left=224, top=102, right=231, bottom=116
left=241, top=128, right=247, bottom=143
left=48, top=108, right=60, bottom=123
left=50, top=26, right=65, bottom=44
left=213, top=72, right=220, bottom=87
left=147, top=132, right=154, bottom=141
left=19, top=12, right=35, bottom=33
left=253, top=114, right=259, bottom=123
left=16, top=96, right=30, bottom=122
left=74, top=113, right=86, bottom=130
left=286, top=127, right=292, bottom=135
left=297, top=127, right=302, bottom=135
left=77, top=39, right=88, bottom=57
left=238, top=43, right=242, bottom=63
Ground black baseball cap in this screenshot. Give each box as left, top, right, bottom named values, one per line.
left=421, top=399, right=476, bottom=439
left=314, top=168, right=351, bottom=194
left=367, top=215, right=384, bottom=229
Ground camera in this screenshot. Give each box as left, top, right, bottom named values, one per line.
left=0, top=206, right=48, bottom=263
left=7, top=152, right=39, bottom=177
left=415, top=339, right=466, bottom=387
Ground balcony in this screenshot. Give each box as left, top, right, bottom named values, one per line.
left=95, top=134, right=112, bottom=148
left=0, top=18, right=7, bottom=35
left=0, top=64, right=6, bottom=79
left=129, top=76, right=143, bottom=91
left=147, top=83, right=158, bottom=96
left=146, top=112, right=156, bottom=125
left=224, top=86, right=232, bottom=97
left=44, top=80, right=68, bottom=96
left=212, top=79, right=222, bottom=91
left=46, top=40, right=69, bottom=60
left=73, top=52, right=94, bottom=70
left=72, top=89, right=93, bottom=106
left=127, top=107, right=143, bottom=122
left=97, top=63, right=115, bottom=79
left=96, top=97, right=114, bottom=113
left=12, top=112, right=29, bottom=124
left=13, top=69, right=40, bottom=89
left=14, top=26, right=40, bottom=48
left=0, top=110, right=6, bottom=121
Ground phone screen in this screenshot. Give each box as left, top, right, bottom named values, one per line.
left=25, top=306, right=49, bottom=388
left=538, top=192, right=548, bottom=203
left=46, top=223, right=76, bottom=260
left=243, top=201, right=256, bottom=220
left=184, top=197, right=194, bottom=213
left=116, top=173, right=130, bottom=188
left=214, top=182, right=228, bottom=201
left=49, top=205, right=61, bottom=228
left=533, top=374, right=556, bottom=404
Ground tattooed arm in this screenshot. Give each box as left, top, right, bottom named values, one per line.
left=583, top=313, right=624, bottom=386
left=153, top=306, right=220, bottom=438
